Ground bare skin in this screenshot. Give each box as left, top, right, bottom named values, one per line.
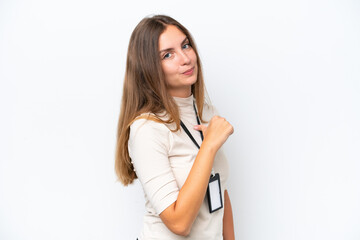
left=223, top=190, right=235, bottom=240
left=159, top=25, right=197, bottom=98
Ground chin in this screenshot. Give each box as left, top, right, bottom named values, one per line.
left=188, top=76, right=198, bottom=86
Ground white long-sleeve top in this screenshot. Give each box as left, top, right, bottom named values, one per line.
left=128, top=95, right=229, bottom=240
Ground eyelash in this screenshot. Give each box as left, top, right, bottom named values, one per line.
left=162, top=43, right=192, bottom=60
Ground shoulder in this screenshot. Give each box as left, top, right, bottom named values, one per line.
left=130, top=114, right=171, bottom=133
left=129, top=114, right=173, bottom=148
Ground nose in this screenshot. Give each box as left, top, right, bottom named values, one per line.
left=179, top=50, right=191, bottom=65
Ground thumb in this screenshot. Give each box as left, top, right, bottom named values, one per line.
left=194, top=124, right=207, bottom=131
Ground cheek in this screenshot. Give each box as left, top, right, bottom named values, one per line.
left=190, top=50, right=197, bottom=64
left=162, top=62, right=177, bottom=77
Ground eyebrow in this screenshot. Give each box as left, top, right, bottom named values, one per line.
left=159, top=37, right=189, bottom=54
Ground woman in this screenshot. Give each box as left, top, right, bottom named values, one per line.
left=116, top=15, right=235, bottom=239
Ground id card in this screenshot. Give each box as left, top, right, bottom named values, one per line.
left=206, top=173, right=223, bottom=213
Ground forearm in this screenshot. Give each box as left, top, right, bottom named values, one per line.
left=223, top=190, right=235, bottom=240
left=160, top=141, right=216, bottom=235
left=176, top=142, right=216, bottom=218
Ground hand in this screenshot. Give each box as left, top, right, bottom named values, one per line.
left=194, top=116, right=234, bottom=152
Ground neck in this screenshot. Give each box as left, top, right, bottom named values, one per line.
left=168, top=87, right=192, bottom=98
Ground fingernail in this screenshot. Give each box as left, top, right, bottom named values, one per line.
left=194, top=125, right=200, bottom=130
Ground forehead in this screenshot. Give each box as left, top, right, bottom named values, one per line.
left=159, top=25, right=187, bottom=50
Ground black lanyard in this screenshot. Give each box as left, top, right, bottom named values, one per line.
left=180, top=102, right=203, bottom=149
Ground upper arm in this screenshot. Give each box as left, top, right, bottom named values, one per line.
left=129, top=119, right=179, bottom=214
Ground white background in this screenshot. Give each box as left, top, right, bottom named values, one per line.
left=1, top=0, right=359, bottom=239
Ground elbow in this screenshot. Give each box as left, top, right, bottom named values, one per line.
left=159, top=202, right=193, bottom=236
left=171, top=224, right=191, bottom=236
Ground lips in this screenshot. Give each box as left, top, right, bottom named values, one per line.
left=182, top=67, right=194, bottom=75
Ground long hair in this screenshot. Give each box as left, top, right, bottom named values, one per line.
left=115, top=15, right=206, bottom=185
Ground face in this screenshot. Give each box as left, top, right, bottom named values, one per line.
left=158, top=25, right=198, bottom=97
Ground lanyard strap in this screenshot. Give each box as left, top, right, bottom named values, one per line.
left=180, top=102, right=203, bottom=149
left=193, top=103, right=204, bottom=140
left=180, top=102, right=216, bottom=176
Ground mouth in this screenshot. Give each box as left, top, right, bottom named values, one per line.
left=182, top=67, right=195, bottom=75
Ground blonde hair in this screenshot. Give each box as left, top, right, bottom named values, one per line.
left=115, top=15, right=206, bottom=186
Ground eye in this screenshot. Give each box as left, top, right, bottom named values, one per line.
left=182, top=43, right=191, bottom=49
left=163, top=52, right=172, bottom=59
